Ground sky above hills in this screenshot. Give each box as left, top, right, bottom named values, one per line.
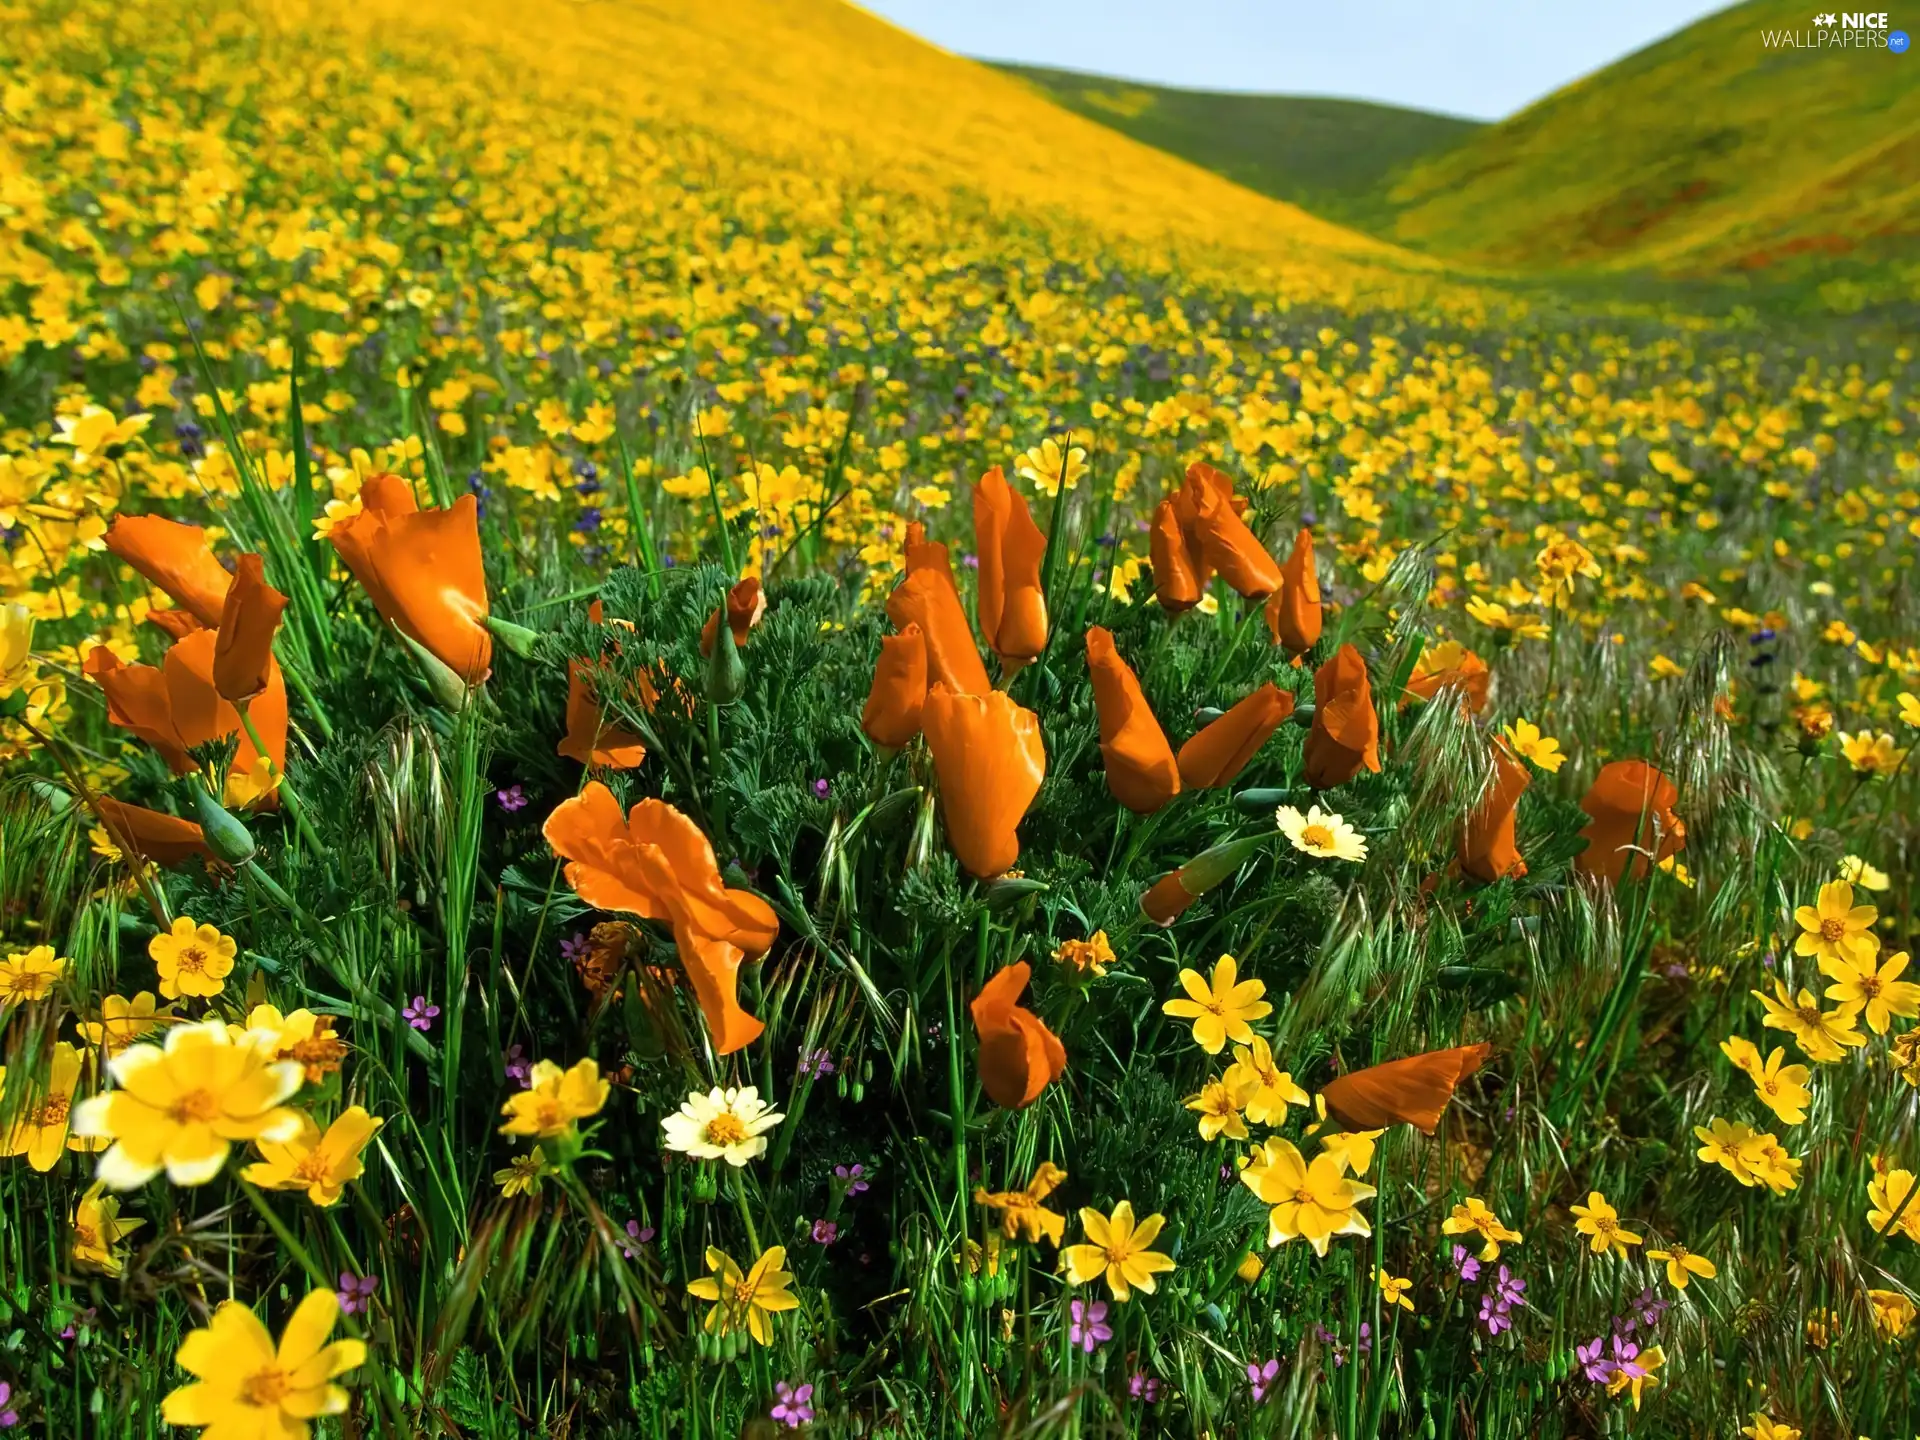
left=857, top=0, right=1734, bottom=119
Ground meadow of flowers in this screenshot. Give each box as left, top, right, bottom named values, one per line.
left=1, top=1, right=1918, bottom=1436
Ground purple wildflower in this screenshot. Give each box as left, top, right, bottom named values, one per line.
left=1129, top=1371, right=1162, bottom=1403
left=1630, top=1286, right=1670, bottom=1329
left=336, top=1272, right=379, bottom=1316
left=1451, top=1244, right=1482, bottom=1283
left=834, top=1163, right=869, bottom=1195
left=495, top=784, right=528, bottom=812
left=402, top=996, right=440, bottom=1032
left=1068, top=1299, right=1112, bottom=1355
left=620, top=1220, right=656, bottom=1259
left=811, top=778, right=830, bottom=799
left=504, top=1044, right=531, bottom=1086
left=560, top=932, right=590, bottom=963
left=797, top=1046, right=837, bottom=1079
left=0, top=1381, right=15, bottom=1428
left=1576, top=1336, right=1611, bottom=1384
left=1247, top=1357, right=1281, bottom=1402
left=810, top=1219, right=839, bottom=1246
left=1478, top=1292, right=1513, bottom=1336
left=1491, top=1265, right=1526, bottom=1311
left=770, top=1381, right=815, bottom=1428
left=1607, top=1334, right=1649, bottom=1383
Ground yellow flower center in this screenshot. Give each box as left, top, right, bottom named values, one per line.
left=1593, top=1216, right=1616, bottom=1235
left=73, top=1222, right=98, bottom=1249
left=730, top=1278, right=759, bottom=1306
left=175, top=944, right=210, bottom=974
left=170, top=1089, right=224, bottom=1124
left=294, top=1150, right=335, bottom=1183
left=34, top=1094, right=70, bottom=1128
left=1301, top=824, right=1335, bottom=850
left=531, top=1099, right=567, bottom=1131
left=705, top=1113, right=748, bottom=1146
left=1858, top=975, right=1882, bottom=998
left=241, top=1364, right=292, bottom=1407
left=1104, top=1243, right=1132, bottom=1266
left=1667, top=1243, right=1689, bottom=1261
left=1295, top=1185, right=1317, bottom=1205
left=1820, top=917, right=1848, bottom=942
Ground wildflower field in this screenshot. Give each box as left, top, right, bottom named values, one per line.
left=1, top=0, right=1918, bottom=1436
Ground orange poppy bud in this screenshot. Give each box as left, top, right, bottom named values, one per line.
left=969, top=961, right=1065, bottom=1109
left=1185, top=463, right=1281, bottom=598
left=1177, top=682, right=1295, bottom=790
left=1459, top=746, right=1530, bottom=883
left=1302, top=644, right=1381, bottom=790
left=1139, top=833, right=1267, bottom=926
left=103, top=514, right=233, bottom=628
left=1086, top=626, right=1180, bottom=813
left=861, top=624, right=928, bottom=748
left=147, top=608, right=205, bottom=640
left=1321, top=1043, right=1490, bottom=1134
left=543, top=782, right=778, bottom=1054
left=698, top=577, right=766, bottom=656
left=921, top=683, right=1046, bottom=878
left=212, top=554, right=287, bottom=704
left=1264, top=529, right=1322, bottom=656
left=886, top=561, right=990, bottom=697
left=93, top=797, right=212, bottom=868
left=1149, top=500, right=1202, bottom=613
left=87, top=632, right=287, bottom=808
left=1140, top=871, right=1198, bottom=925
left=1404, top=640, right=1491, bottom=715
left=1574, top=759, right=1685, bottom=883
left=557, top=660, right=647, bottom=769
left=329, top=472, right=492, bottom=685
left=973, top=466, right=1049, bottom=669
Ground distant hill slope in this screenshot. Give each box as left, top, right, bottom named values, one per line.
left=992, top=64, right=1483, bottom=232
left=1385, top=0, right=1920, bottom=279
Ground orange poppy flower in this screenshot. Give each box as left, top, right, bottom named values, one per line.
left=103, top=514, right=233, bottom=628
left=1404, top=641, right=1491, bottom=715
left=974, top=467, right=1049, bottom=669
left=861, top=624, right=928, bottom=748
left=87, top=632, right=287, bottom=807
left=147, top=608, right=206, bottom=639
left=543, top=782, right=778, bottom=1054
left=1086, top=626, right=1180, bottom=812
left=886, top=550, right=990, bottom=697
left=1149, top=499, right=1202, bottom=613
left=1575, top=759, right=1686, bottom=883
left=970, top=961, right=1065, bottom=1109
left=557, top=660, right=647, bottom=769
left=1302, top=644, right=1381, bottom=790
left=1321, top=1043, right=1491, bottom=1134
left=1459, top=746, right=1530, bottom=883
left=1177, top=682, right=1296, bottom=790
left=212, top=554, right=288, bottom=704
left=328, top=472, right=492, bottom=684
left=921, top=683, right=1046, bottom=878
left=1265, top=529, right=1322, bottom=657
left=699, top=577, right=766, bottom=656
left=94, top=798, right=212, bottom=868
left=1184, top=463, right=1281, bottom=599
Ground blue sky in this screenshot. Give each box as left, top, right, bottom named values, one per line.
left=856, top=1, right=1734, bottom=120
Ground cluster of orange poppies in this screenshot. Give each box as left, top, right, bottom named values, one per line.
left=82, top=459, right=1689, bottom=1113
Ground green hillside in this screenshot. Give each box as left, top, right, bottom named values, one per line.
left=1385, top=0, right=1920, bottom=287
left=991, top=63, right=1482, bottom=232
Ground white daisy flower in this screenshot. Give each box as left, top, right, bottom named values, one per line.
left=660, top=1086, right=785, bottom=1167
left=1277, top=805, right=1368, bottom=863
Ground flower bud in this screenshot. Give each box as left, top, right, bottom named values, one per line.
left=192, top=783, right=257, bottom=866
